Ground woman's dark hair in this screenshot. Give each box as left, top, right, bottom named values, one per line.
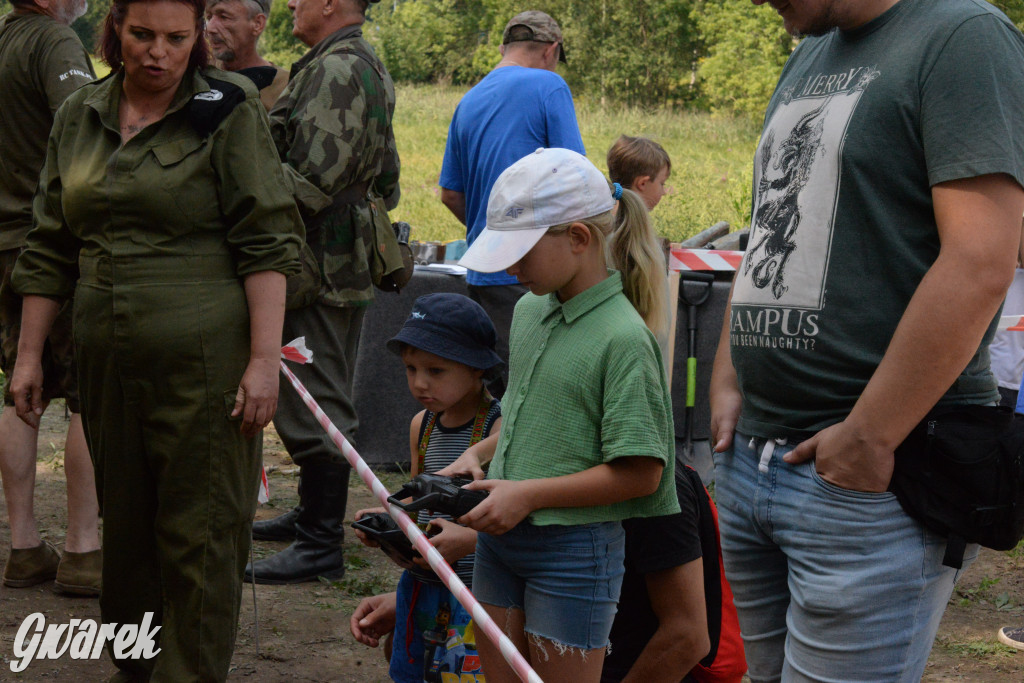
left=100, top=0, right=210, bottom=72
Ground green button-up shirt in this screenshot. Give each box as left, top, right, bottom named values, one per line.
left=13, top=68, right=302, bottom=300
left=0, top=11, right=94, bottom=250
left=490, top=272, right=680, bottom=526
left=270, top=24, right=400, bottom=307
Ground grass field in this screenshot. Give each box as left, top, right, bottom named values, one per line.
left=87, top=63, right=761, bottom=244
left=390, top=83, right=763, bottom=244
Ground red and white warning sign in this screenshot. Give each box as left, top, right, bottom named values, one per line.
left=669, top=248, right=744, bottom=272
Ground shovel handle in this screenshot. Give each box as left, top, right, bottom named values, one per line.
left=687, top=357, right=697, bottom=408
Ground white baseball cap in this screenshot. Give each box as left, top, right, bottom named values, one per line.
left=458, top=148, right=616, bottom=273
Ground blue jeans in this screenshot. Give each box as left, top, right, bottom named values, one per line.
left=714, top=433, right=977, bottom=683
left=473, top=521, right=625, bottom=650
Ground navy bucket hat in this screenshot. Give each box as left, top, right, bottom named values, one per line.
left=387, top=293, right=503, bottom=373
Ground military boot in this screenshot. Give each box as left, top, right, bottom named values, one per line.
left=251, top=506, right=301, bottom=541
left=244, top=460, right=349, bottom=584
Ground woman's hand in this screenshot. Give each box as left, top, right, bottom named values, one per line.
left=238, top=270, right=286, bottom=438
left=10, top=358, right=45, bottom=428
left=458, top=479, right=533, bottom=535
left=412, top=518, right=477, bottom=569
left=232, top=356, right=279, bottom=438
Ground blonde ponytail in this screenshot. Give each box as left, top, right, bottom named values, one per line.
left=546, top=188, right=667, bottom=336
left=609, top=189, right=668, bottom=337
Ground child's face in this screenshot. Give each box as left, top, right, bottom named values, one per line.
left=635, top=165, right=671, bottom=211
left=505, top=231, right=577, bottom=297
left=401, top=346, right=484, bottom=415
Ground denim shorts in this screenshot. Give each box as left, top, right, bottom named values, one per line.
left=472, top=520, right=625, bottom=650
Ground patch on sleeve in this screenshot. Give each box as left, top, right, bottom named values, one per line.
left=187, top=77, right=248, bottom=137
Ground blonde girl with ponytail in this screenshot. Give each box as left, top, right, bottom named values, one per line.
left=442, top=148, right=679, bottom=683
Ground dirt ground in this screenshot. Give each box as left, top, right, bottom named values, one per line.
left=2, top=406, right=1024, bottom=682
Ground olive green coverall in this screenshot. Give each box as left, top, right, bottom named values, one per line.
left=13, top=68, right=303, bottom=681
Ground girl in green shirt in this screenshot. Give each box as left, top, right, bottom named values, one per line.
left=448, top=148, right=679, bottom=683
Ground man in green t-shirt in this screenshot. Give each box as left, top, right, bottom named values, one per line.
left=0, top=0, right=100, bottom=595
left=711, top=0, right=1024, bottom=680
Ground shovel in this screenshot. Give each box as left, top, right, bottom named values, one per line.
left=679, top=271, right=715, bottom=463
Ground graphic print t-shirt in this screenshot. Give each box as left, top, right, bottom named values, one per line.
left=731, top=0, right=1024, bottom=438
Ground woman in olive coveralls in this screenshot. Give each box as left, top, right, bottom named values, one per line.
left=8, top=0, right=303, bottom=680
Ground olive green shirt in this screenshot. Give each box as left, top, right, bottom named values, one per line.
left=269, top=24, right=400, bottom=307
left=13, top=68, right=302, bottom=300
left=489, top=273, right=680, bottom=526
left=0, top=11, right=94, bottom=251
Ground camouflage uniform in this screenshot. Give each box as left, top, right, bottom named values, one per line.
left=269, top=23, right=400, bottom=308
left=248, top=23, right=400, bottom=584
left=0, top=10, right=94, bottom=409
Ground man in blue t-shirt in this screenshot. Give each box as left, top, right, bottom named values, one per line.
left=439, top=10, right=584, bottom=395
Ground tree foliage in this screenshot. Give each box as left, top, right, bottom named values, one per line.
left=4, top=0, right=1024, bottom=117
left=365, top=0, right=487, bottom=84
left=365, top=0, right=704, bottom=107
left=694, top=0, right=792, bottom=119
left=260, top=0, right=305, bottom=66
left=361, top=0, right=776, bottom=112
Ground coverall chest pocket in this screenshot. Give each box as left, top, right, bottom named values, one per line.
left=150, top=136, right=221, bottom=232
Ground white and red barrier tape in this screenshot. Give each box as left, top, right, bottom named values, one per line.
left=278, top=338, right=543, bottom=683
left=999, top=315, right=1024, bottom=332
left=669, top=248, right=743, bottom=272
left=257, top=467, right=269, bottom=504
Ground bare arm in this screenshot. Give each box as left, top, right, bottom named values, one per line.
left=440, top=188, right=467, bottom=226
left=232, top=270, right=287, bottom=438
left=787, top=174, right=1024, bottom=491
left=460, top=456, right=664, bottom=535
left=1018, top=215, right=1024, bottom=267
left=709, top=280, right=740, bottom=453
left=622, top=558, right=710, bottom=683
left=409, top=410, right=426, bottom=477
left=10, top=295, right=62, bottom=427
left=436, top=428, right=501, bottom=480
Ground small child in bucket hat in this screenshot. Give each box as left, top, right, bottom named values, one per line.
left=352, top=293, right=502, bottom=683
left=386, top=293, right=504, bottom=382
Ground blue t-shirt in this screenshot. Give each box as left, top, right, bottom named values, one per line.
left=439, top=66, right=585, bottom=286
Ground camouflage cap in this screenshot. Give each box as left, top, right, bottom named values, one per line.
left=502, top=10, right=567, bottom=63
